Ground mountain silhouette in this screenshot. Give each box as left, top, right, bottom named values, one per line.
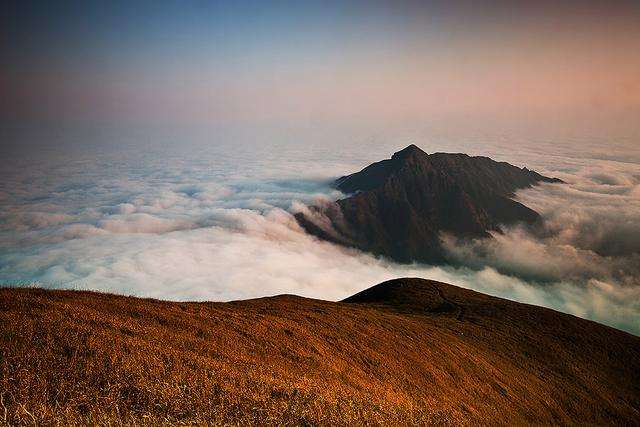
left=296, top=144, right=563, bottom=263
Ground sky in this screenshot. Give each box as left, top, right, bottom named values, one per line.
left=3, top=0, right=640, bottom=142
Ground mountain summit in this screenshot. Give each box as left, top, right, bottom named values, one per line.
left=296, top=145, right=563, bottom=263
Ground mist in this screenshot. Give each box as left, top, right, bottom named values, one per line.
left=1, top=137, right=639, bottom=335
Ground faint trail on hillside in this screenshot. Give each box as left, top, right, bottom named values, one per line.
left=432, top=284, right=465, bottom=321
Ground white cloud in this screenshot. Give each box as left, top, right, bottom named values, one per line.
left=0, top=141, right=639, bottom=335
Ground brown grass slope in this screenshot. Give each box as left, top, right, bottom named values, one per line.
left=1, top=278, right=639, bottom=426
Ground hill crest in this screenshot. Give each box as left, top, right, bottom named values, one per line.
left=1, top=279, right=639, bottom=424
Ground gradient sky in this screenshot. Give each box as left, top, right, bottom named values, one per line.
left=3, top=0, right=640, bottom=141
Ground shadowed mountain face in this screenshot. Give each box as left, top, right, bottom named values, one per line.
left=296, top=145, right=563, bottom=263
left=1, top=279, right=638, bottom=425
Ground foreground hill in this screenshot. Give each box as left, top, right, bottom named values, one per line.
left=1, top=279, right=639, bottom=425
left=296, top=145, right=563, bottom=263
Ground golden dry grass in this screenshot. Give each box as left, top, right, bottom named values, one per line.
left=1, top=278, right=639, bottom=426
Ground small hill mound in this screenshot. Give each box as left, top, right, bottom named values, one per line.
left=344, top=278, right=465, bottom=317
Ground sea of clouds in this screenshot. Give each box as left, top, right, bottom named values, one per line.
left=1, top=138, right=639, bottom=334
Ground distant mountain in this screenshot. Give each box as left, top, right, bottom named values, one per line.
left=2, top=279, right=638, bottom=425
left=296, top=144, right=563, bottom=263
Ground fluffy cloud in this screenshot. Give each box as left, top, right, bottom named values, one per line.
left=1, top=142, right=639, bottom=335
left=456, top=159, right=640, bottom=281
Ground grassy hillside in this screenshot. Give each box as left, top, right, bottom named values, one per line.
left=1, top=279, right=639, bottom=425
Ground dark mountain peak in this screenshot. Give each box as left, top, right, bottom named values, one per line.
left=296, top=146, right=563, bottom=264
left=336, top=145, right=430, bottom=194
left=391, top=144, right=428, bottom=161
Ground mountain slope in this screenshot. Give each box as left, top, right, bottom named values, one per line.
left=296, top=145, right=563, bottom=263
left=1, top=279, right=638, bottom=425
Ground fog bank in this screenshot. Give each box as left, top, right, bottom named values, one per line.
left=1, top=139, right=639, bottom=334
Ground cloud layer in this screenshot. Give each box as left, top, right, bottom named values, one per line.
left=1, top=140, right=639, bottom=335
